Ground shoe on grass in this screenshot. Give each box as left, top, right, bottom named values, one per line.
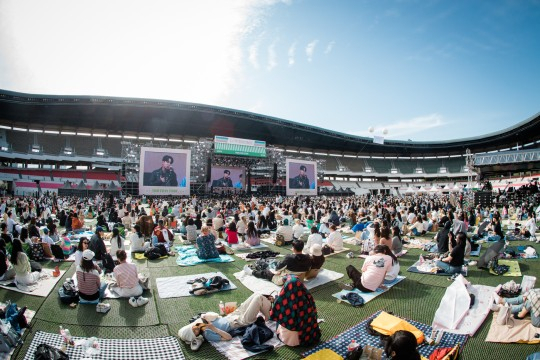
left=129, top=297, right=139, bottom=308
left=339, top=283, right=354, bottom=291
left=137, top=297, right=149, bottom=306
left=190, top=336, right=204, bottom=351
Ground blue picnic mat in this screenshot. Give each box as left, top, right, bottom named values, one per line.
left=175, top=245, right=234, bottom=266
left=331, top=276, right=405, bottom=305
left=302, top=311, right=468, bottom=359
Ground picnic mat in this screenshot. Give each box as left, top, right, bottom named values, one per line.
left=233, top=269, right=343, bottom=295
left=210, top=320, right=284, bottom=359
left=432, top=275, right=495, bottom=336
left=156, top=272, right=237, bottom=298
left=407, top=259, right=463, bottom=276
left=0, top=303, right=36, bottom=360
left=302, top=310, right=468, bottom=359
left=23, top=331, right=185, bottom=360
left=0, top=269, right=65, bottom=297
left=489, top=259, right=522, bottom=276
left=331, top=276, right=406, bottom=305
left=174, top=246, right=234, bottom=266
left=221, top=241, right=269, bottom=251
left=234, top=253, right=284, bottom=261
left=133, top=252, right=167, bottom=260
left=469, top=245, right=482, bottom=257
left=485, top=313, right=540, bottom=344
left=323, top=247, right=351, bottom=257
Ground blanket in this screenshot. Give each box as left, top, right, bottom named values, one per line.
left=302, top=311, right=468, bottom=359
left=332, top=276, right=406, bottom=305
left=407, top=259, right=468, bottom=276
left=0, top=304, right=36, bottom=360
left=323, top=247, right=351, bottom=257
left=489, top=259, right=522, bottom=276
left=403, top=238, right=433, bottom=249
left=233, top=269, right=344, bottom=295
left=210, top=320, right=284, bottom=360
left=0, top=269, right=65, bottom=297
left=156, top=272, right=237, bottom=298
left=133, top=252, right=167, bottom=260
left=23, top=331, right=185, bottom=360
left=221, top=241, right=269, bottom=251
left=432, top=275, right=494, bottom=336
left=174, top=246, right=234, bottom=266
left=485, top=313, right=540, bottom=344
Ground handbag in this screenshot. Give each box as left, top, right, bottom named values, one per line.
left=496, top=304, right=514, bottom=328
left=275, top=233, right=285, bottom=247
left=322, top=244, right=334, bottom=255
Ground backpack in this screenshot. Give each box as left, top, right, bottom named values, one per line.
left=50, top=244, right=65, bottom=260
left=322, top=244, right=334, bottom=255
left=275, top=233, right=285, bottom=246
left=31, top=243, right=44, bottom=261
left=59, top=279, right=79, bottom=304
left=155, top=244, right=168, bottom=257
left=144, top=247, right=162, bottom=260
left=101, top=253, right=116, bottom=273
left=34, top=343, right=70, bottom=360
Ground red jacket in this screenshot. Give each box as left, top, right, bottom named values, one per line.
left=153, top=227, right=174, bottom=243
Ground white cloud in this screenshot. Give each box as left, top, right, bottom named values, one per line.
left=305, top=40, right=318, bottom=62
left=351, top=114, right=447, bottom=139
left=324, top=41, right=335, bottom=54
left=249, top=42, right=260, bottom=69
left=267, top=40, right=278, bottom=70
left=288, top=42, right=296, bottom=66
left=0, top=0, right=284, bottom=104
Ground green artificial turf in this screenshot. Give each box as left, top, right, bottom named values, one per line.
left=2, top=236, right=539, bottom=360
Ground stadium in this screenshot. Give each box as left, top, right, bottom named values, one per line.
left=1, top=89, right=539, bottom=200
left=0, top=87, right=540, bottom=359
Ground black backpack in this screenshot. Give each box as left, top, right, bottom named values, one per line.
left=155, top=244, right=168, bottom=257
left=101, top=253, right=116, bottom=273
left=50, top=244, right=65, bottom=260
left=34, top=343, right=69, bottom=360
left=144, top=247, right=162, bottom=260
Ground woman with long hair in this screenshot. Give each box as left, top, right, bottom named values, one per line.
left=109, top=227, right=125, bottom=260
left=384, top=331, right=421, bottom=360
left=10, top=239, right=41, bottom=286
left=0, top=239, right=15, bottom=281
left=74, top=237, right=89, bottom=267
left=390, top=225, right=403, bottom=255
left=76, top=249, right=106, bottom=302
left=130, top=224, right=149, bottom=252
left=225, top=222, right=239, bottom=245
left=244, top=221, right=260, bottom=246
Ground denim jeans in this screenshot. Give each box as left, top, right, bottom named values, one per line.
left=436, top=260, right=462, bottom=275
left=504, top=295, right=540, bottom=327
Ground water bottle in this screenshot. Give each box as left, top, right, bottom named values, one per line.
left=347, top=339, right=358, bottom=352
left=219, top=301, right=225, bottom=315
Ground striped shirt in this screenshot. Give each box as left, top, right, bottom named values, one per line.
left=76, top=266, right=101, bottom=300
left=113, top=262, right=139, bottom=288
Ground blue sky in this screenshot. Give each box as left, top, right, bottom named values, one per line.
left=0, top=0, right=539, bottom=141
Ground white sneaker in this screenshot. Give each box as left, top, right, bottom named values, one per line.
left=129, top=297, right=139, bottom=308
left=468, top=260, right=477, bottom=266
left=492, top=291, right=502, bottom=305
left=136, top=297, right=149, bottom=306
left=243, top=265, right=253, bottom=276
left=190, top=336, right=204, bottom=351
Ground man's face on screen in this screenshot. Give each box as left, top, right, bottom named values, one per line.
left=162, top=160, right=172, bottom=170
left=224, top=172, right=230, bottom=179
left=299, top=169, right=305, bottom=176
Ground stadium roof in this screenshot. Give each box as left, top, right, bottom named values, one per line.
left=0, top=89, right=538, bottom=157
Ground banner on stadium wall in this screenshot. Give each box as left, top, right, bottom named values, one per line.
left=285, top=158, right=317, bottom=196
left=138, top=147, right=190, bottom=196
left=214, top=136, right=266, bottom=158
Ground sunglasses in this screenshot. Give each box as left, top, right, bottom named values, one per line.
left=83, top=241, right=89, bottom=244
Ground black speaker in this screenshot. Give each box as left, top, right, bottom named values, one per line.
left=34, top=179, right=40, bottom=185
left=121, top=163, right=126, bottom=177
left=206, top=158, right=212, bottom=182
left=272, top=163, right=277, bottom=184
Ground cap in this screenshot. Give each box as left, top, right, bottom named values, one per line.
left=300, top=165, right=307, bottom=172
left=82, top=249, right=95, bottom=261
left=42, top=228, right=49, bottom=234
left=96, top=226, right=104, bottom=232
left=310, top=244, right=323, bottom=256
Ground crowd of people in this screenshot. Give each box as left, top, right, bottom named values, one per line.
left=0, top=189, right=538, bottom=357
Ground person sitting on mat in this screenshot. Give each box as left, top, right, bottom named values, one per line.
left=384, top=330, right=422, bottom=360
left=436, top=231, right=466, bottom=275
left=340, top=244, right=393, bottom=292
left=250, top=240, right=311, bottom=286
left=326, top=224, right=344, bottom=252
left=492, top=288, right=540, bottom=327
left=178, top=292, right=274, bottom=350
left=11, top=239, right=41, bottom=286
left=305, top=244, right=325, bottom=280
left=196, top=226, right=220, bottom=260
left=270, top=274, right=321, bottom=347
left=76, top=249, right=107, bottom=302
left=244, top=221, right=260, bottom=246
